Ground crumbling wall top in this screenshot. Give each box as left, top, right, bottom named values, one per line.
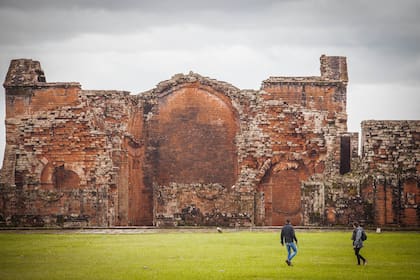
left=144, top=71, right=240, bottom=98
left=261, top=55, right=348, bottom=88
left=320, top=54, right=348, bottom=82
left=3, top=59, right=80, bottom=89
left=361, top=120, right=420, bottom=174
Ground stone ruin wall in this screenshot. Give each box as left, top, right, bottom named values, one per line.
left=142, top=63, right=348, bottom=227
left=302, top=120, right=420, bottom=227
left=0, top=56, right=418, bottom=228
left=360, top=120, right=419, bottom=226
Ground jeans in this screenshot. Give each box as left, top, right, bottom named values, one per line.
left=286, top=242, right=298, bottom=261
left=354, top=247, right=366, bottom=265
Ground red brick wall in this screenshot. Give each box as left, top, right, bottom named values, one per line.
left=402, top=179, right=419, bottom=226
left=10, top=57, right=411, bottom=228
left=266, top=168, right=303, bottom=225
left=125, top=105, right=153, bottom=225
left=374, top=182, right=394, bottom=225
left=153, top=84, right=238, bottom=187
left=262, top=83, right=346, bottom=114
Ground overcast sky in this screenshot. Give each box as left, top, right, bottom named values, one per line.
left=1, top=0, right=419, bottom=165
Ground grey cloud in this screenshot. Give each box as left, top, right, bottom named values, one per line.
left=0, top=0, right=281, bottom=12
left=0, top=0, right=419, bottom=87
left=2, top=0, right=419, bottom=51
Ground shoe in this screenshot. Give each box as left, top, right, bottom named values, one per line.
left=285, top=260, right=290, bottom=266
left=363, top=260, right=367, bottom=266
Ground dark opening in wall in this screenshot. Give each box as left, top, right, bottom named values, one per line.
left=35, top=69, right=46, bottom=82
left=340, top=135, right=351, bottom=174
left=14, top=171, right=24, bottom=188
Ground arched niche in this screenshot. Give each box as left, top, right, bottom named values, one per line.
left=258, top=164, right=303, bottom=226
left=151, top=84, right=239, bottom=187
left=52, top=165, right=81, bottom=190
left=41, top=163, right=81, bottom=190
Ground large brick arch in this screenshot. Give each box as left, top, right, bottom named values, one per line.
left=152, top=84, right=239, bottom=188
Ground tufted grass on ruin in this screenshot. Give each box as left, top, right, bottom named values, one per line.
left=0, top=230, right=419, bottom=279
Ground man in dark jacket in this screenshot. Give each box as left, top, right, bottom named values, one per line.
left=351, top=222, right=367, bottom=265
left=281, top=219, right=298, bottom=266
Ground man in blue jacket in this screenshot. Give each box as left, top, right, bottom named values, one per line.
left=281, top=219, right=298, bottom=266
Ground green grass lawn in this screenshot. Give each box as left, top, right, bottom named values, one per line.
left=0, top=230, right=419, bottom=279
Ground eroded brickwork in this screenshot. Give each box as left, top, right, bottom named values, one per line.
left=360, top=121, right=420, bottom=226
left=0, top=56, right=418, bottom=227
left=302, top=121, right=419, bottom=227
